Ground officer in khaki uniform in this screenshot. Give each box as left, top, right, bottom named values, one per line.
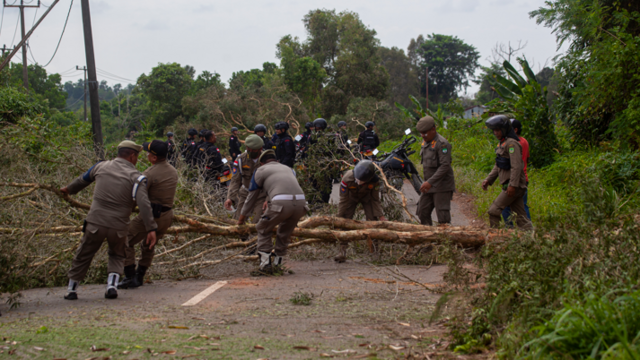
left=224, top=135, right=267, bottom=223
left=482, top=115, right=532, bottom=230
left=60, top=140, right=157, bottom=300
left=335, top=160, right=387, bottom=262
left=238, top=150, right=308, bottom=275
left=119, top=140, right=178, bottom=289
left=416, top=116, right=455, bottom=225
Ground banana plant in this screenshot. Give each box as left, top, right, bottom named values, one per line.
left=485, top=57, right=557, bottom=168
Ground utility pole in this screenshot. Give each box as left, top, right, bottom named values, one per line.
left=0, top=1, right=59, bottom=72
left=4, top=1, right=41, bottom=90
left=80, top=0, right=104, bottom=159
left=0, top=44, right=15, bottom=57
left=425, top=67, right=429, bottom=112
left=76, top=65, right=87, bottom=122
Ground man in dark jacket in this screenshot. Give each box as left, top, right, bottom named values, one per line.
left=229, top=127, right=242, bottom=159
left=254, top=124, right=274, bottom=151
left=274, top=121, right=296, bottom=168
left=357, top=121, right=380, bottom=155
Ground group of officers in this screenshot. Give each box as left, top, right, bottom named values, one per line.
left=60, top=114, right=531, bottom=300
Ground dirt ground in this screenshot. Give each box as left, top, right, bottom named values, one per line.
left=0, top=185, right=487, bottom=360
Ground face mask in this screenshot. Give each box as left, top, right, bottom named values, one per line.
left=355, top=179, right=365, bottom=185
left=249, top=151, right=260, bottom=159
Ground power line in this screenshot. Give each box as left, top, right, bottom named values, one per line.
left=10, top=13, right=19, bottom=47
left=96, top=68, right=132, bottom=81
left=37, top=0, right=73, bottom=67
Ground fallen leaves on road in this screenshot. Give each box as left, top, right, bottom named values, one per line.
left=121, top=351, right=131, bottom=354
left=161, top=350, right=177, bottom=354
left=398, top=322, right=411, bottom=327
left=254, top=345, right=265, bottom=350
left=168, top=326, right=189, bottom=329
left=312, top=330, right=326, bottom=333
left=320, top=353, right=334, bottom=358
left=191, top=317, right=205, bottom=320
left=8, top=349, right=16, bottom=355
left=293, top=346, right=316, bottom=351
left=33, top=346, right=45, bottom=351
left=389, top=345, right=405, bottom=351
left=90, top=345, right=110, bottom=352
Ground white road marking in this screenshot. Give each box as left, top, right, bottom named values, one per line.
left=181, top=281, right=228, bottom=306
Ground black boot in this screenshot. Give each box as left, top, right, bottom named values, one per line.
left=130, top=265, right=147, bottom=288
left=117, top=265, right=136, bottom=289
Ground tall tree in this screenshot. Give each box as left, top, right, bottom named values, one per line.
left=137, top=62, right=193, bottom=133
left=277, top=9, right=389, bottom=118
left=531, top=0, right=640, bottom=146
left=378, top=46, right=419, bottom=108
left=409, top=34, right=480, bottom=106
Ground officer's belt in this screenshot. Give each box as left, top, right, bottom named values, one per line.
left=271, top=194, right=305, bottom=201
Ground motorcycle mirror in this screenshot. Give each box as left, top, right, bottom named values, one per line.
left=295, top=135, right=302, bottom=141
left=222, top=158, right=228, bottom=164
left=347, top=140, right=352, bottom=144
left=373, top=149, right=379, bottom=155
left=405, top=128, right=411, bottom=135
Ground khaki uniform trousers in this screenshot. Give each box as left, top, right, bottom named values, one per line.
left=338, top=197, right=381, bottom=248
left=488, top=187, right=533, bottom=230
left=417, top=191, right=453, bottom=226
left=338, top=197, right=380, bottom=221
left=68, top=222, right=127, bottom=281
left=233, top=187, right=267, bottom=224
left=125, top=210, right=174, bottom=268
left=255, top=199, right=307, bottom=256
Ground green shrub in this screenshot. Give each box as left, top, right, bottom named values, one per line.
left=521, top=289, right=640, bottom=359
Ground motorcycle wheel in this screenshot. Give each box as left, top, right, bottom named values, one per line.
left=410, top=173, right=423, bottom=195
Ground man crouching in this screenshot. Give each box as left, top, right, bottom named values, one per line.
left=237, top=150, right=308, bottom=275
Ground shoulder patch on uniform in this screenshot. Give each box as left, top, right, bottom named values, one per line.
left=232, top=166, right=238, bottom=174
left=442, top=148, right=448, bottom=153
left=509, top=147, right=515, bottom=154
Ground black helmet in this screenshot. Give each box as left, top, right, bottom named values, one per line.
left=254, top=124, right=267, bottom=134
left=337, top=121, right=347, bottom=128
left=313, top=118, right=327, bottom=130
left=231, top=127, right=238, bottom=132
left=188, top=128, right=198, bottom=136
left=274, top=121, right=289, bottom=131
left=353, top=160, right=376, bottom=183
left=365, top=121, right=375, bottom=128
left=199, top=129, right=208, bottom=137
left=166, top=131, right=174, bottom=137
left=305, top=122, right=313, bottom=130
left=485, top=115, right=511, bottom=133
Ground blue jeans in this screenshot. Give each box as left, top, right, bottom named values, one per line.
left=502, top=188, right=530, bottom=227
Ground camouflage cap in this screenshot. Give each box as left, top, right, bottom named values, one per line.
left=244, top=134, right=264, bottom=150
left=416, top=116, right=436, bottom=133
left=117, top=140, right=142, bottom=152
left=258, top=149, right=276, bottom=163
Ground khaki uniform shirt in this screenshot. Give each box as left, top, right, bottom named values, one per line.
left=339, top=170, right=384, bottom=218
left=485, top=137, right=526, bottom=188
left=420, top=133, right=455, bottom=193
left=144, top=160, right=178, bottom=208
left=226, top=152, right=261, bottom=202
left=66, top=157, right=157, bottom=231
left=242, top=161, right=304, bottom=217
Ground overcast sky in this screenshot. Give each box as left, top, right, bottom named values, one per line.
left=0, top=0, right=563, bottom=95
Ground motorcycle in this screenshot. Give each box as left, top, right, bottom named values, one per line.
left=375, top=129, right=424, bottom=194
